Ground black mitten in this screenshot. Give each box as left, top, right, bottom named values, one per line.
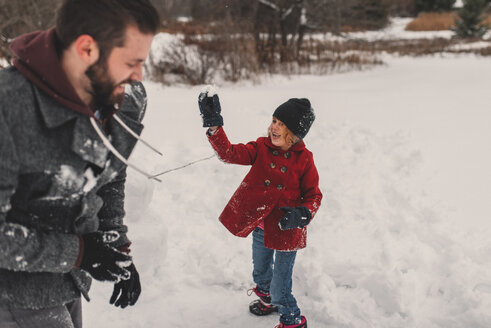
left=110, top=263, right=141, bottom=308
left=278, top=206, right=312, bottom=230
left=79, top=231, right=132, bottom=282
left=198, top=91, right=223, bottom=127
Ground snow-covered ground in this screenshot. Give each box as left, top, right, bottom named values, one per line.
left=328, top=17, right=454, bottom=41
left=311, top=17, right=490, bottom=42
left=83, top=20, right=491, bottom=328
left=267, top=15, right=466, bottom=43
left=83, top=54, right=491, bottom=328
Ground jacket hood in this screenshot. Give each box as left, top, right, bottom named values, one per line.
left=10, top=27, right=94, bottom=117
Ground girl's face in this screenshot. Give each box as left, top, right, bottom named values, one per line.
left=269, top=117, right=295, bottom=150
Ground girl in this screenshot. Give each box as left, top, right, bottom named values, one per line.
left=198, top=89, right=322, bottom=328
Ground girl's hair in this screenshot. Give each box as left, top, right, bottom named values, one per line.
left=285, top=129, right=301, bottom=148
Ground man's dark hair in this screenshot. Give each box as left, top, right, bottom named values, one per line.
left=56, top=0, right=160, bottom=58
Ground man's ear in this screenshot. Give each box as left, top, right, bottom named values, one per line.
left=74, top=34, right=100, bottom=66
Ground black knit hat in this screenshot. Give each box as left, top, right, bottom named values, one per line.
left=273, top=98, right=315, bottom=139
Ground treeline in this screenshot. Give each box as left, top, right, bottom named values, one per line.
left=147, top=0, right=397, bottom=83
left=0, top=0, right=60, bottom=62
left=0, top=0, right=464, bottom=64
left=156, top=0, right=464, bottom=24
left=2, top=0, right=491, bottom=81
left=0, top=0, right=396, bottom=71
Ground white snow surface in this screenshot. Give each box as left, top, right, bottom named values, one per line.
left=83, top=21, right=491, bottom=328
left=311, top=18, right=456, bottom=42
left=309, top=17, right=491, bottom=42
left=84, top=54, right=491, bottom=327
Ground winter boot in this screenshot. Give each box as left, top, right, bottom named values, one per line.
left=248, top=286, right=272, bottom=304
left=249, top=299, right=279, bottom=316
left=248, top=286, right=278, bottom=316
left=274, top=315, right=307, bottom=328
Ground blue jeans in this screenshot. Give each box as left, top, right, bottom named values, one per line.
left=252, top=228, right=301, bottom=325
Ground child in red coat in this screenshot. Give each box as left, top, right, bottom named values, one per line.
left=198, top=88, right=322, bottom=328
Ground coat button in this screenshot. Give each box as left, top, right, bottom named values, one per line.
left=264, top=179, right=271, bottom=186
left=272, top=150, right=279, bottom=156
left=277, top=184, right=283, bottom=190
left=270, top=163, right=276, bottom=169
left=284, top=152, right=290, bottom=159
left=280, top=166, right=287, bottom=173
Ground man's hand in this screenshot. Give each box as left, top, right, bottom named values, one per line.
left=278, top=206, right=312, bottom=230
left=198, top=86, right=223, bottom=128
left=110, top=263, right=141, bottom=308
left=79, top=231, right=132, bottom=282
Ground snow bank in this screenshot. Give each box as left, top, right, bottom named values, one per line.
left=298, top=125, right=491, bottom=327
left=309, top=18, right=455, bottom=42
left=145, top=33, right=203, bottom=84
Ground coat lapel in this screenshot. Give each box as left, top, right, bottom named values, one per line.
left=34, top=86, right=109, bottom=168
left=71, top=117, right=109, bottom=168
left=35, top=84, right=144, bottom=170
left=35, top=86, right=79, bottom=128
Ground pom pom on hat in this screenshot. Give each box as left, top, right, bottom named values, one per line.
left=273, top=98, right=315, bottom=139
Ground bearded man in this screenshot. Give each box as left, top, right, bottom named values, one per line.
left=0, top=1, right=160, bottom=327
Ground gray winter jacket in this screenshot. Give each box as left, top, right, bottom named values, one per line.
left=0, top=66, right=147, bottom=309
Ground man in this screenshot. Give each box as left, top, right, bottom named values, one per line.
left=0, top=0, right=160, bottom=327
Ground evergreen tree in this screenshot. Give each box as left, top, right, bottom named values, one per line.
left=453, top=0, right=489, bottom=38
left=349, top=0, right=390, bottom=30
left=415, top=0, right=456, bottom=13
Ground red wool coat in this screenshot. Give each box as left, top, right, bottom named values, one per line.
left=208, top=127, right=322, bottom=251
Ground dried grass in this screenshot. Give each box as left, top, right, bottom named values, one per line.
left=160, top=20, right=211, bottom=35
left=145, top=17, right=491, bottom=85
left=406, top=11, right=491, bottom=31
left=405, top=12, right=458, bottom=31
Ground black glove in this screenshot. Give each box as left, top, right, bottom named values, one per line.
left=279, top=206, right=312, bottom=230
left=79, top=231, right=132, bottom=282
left=110, top=263, right=141, bottom=308
left=198, top=91, right=223, bottom=127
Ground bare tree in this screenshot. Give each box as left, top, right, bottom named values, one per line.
left=151, top=0, right=191, bottom=20
left=254, top=0, right=308, bottom=66
left=306, top=0, right=349, bottom=34
left=388, top=0, right=417, bottom=17
left=348, top=0, right=390, bottom=30
left=305, top=0, right=391, bottom=32
left=0, top=0, right=61, bottom=63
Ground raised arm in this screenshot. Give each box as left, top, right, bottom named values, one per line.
left=198, top=87, right=258, bottom=165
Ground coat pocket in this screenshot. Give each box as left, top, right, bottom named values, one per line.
left=7, top=172, right=84, bottom=233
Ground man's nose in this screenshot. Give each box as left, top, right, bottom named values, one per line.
left=131, top=64, right=143, bottom=81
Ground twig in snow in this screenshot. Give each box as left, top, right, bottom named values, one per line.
left=148, top=154, right=216, bottom=179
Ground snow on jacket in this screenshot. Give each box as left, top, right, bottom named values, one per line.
left=0, top=66, right=147, bottom=309
left=208, top=127, right=322, bottom=251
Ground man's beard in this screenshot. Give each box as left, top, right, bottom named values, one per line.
left=85, top=59, right=127, bottom=117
